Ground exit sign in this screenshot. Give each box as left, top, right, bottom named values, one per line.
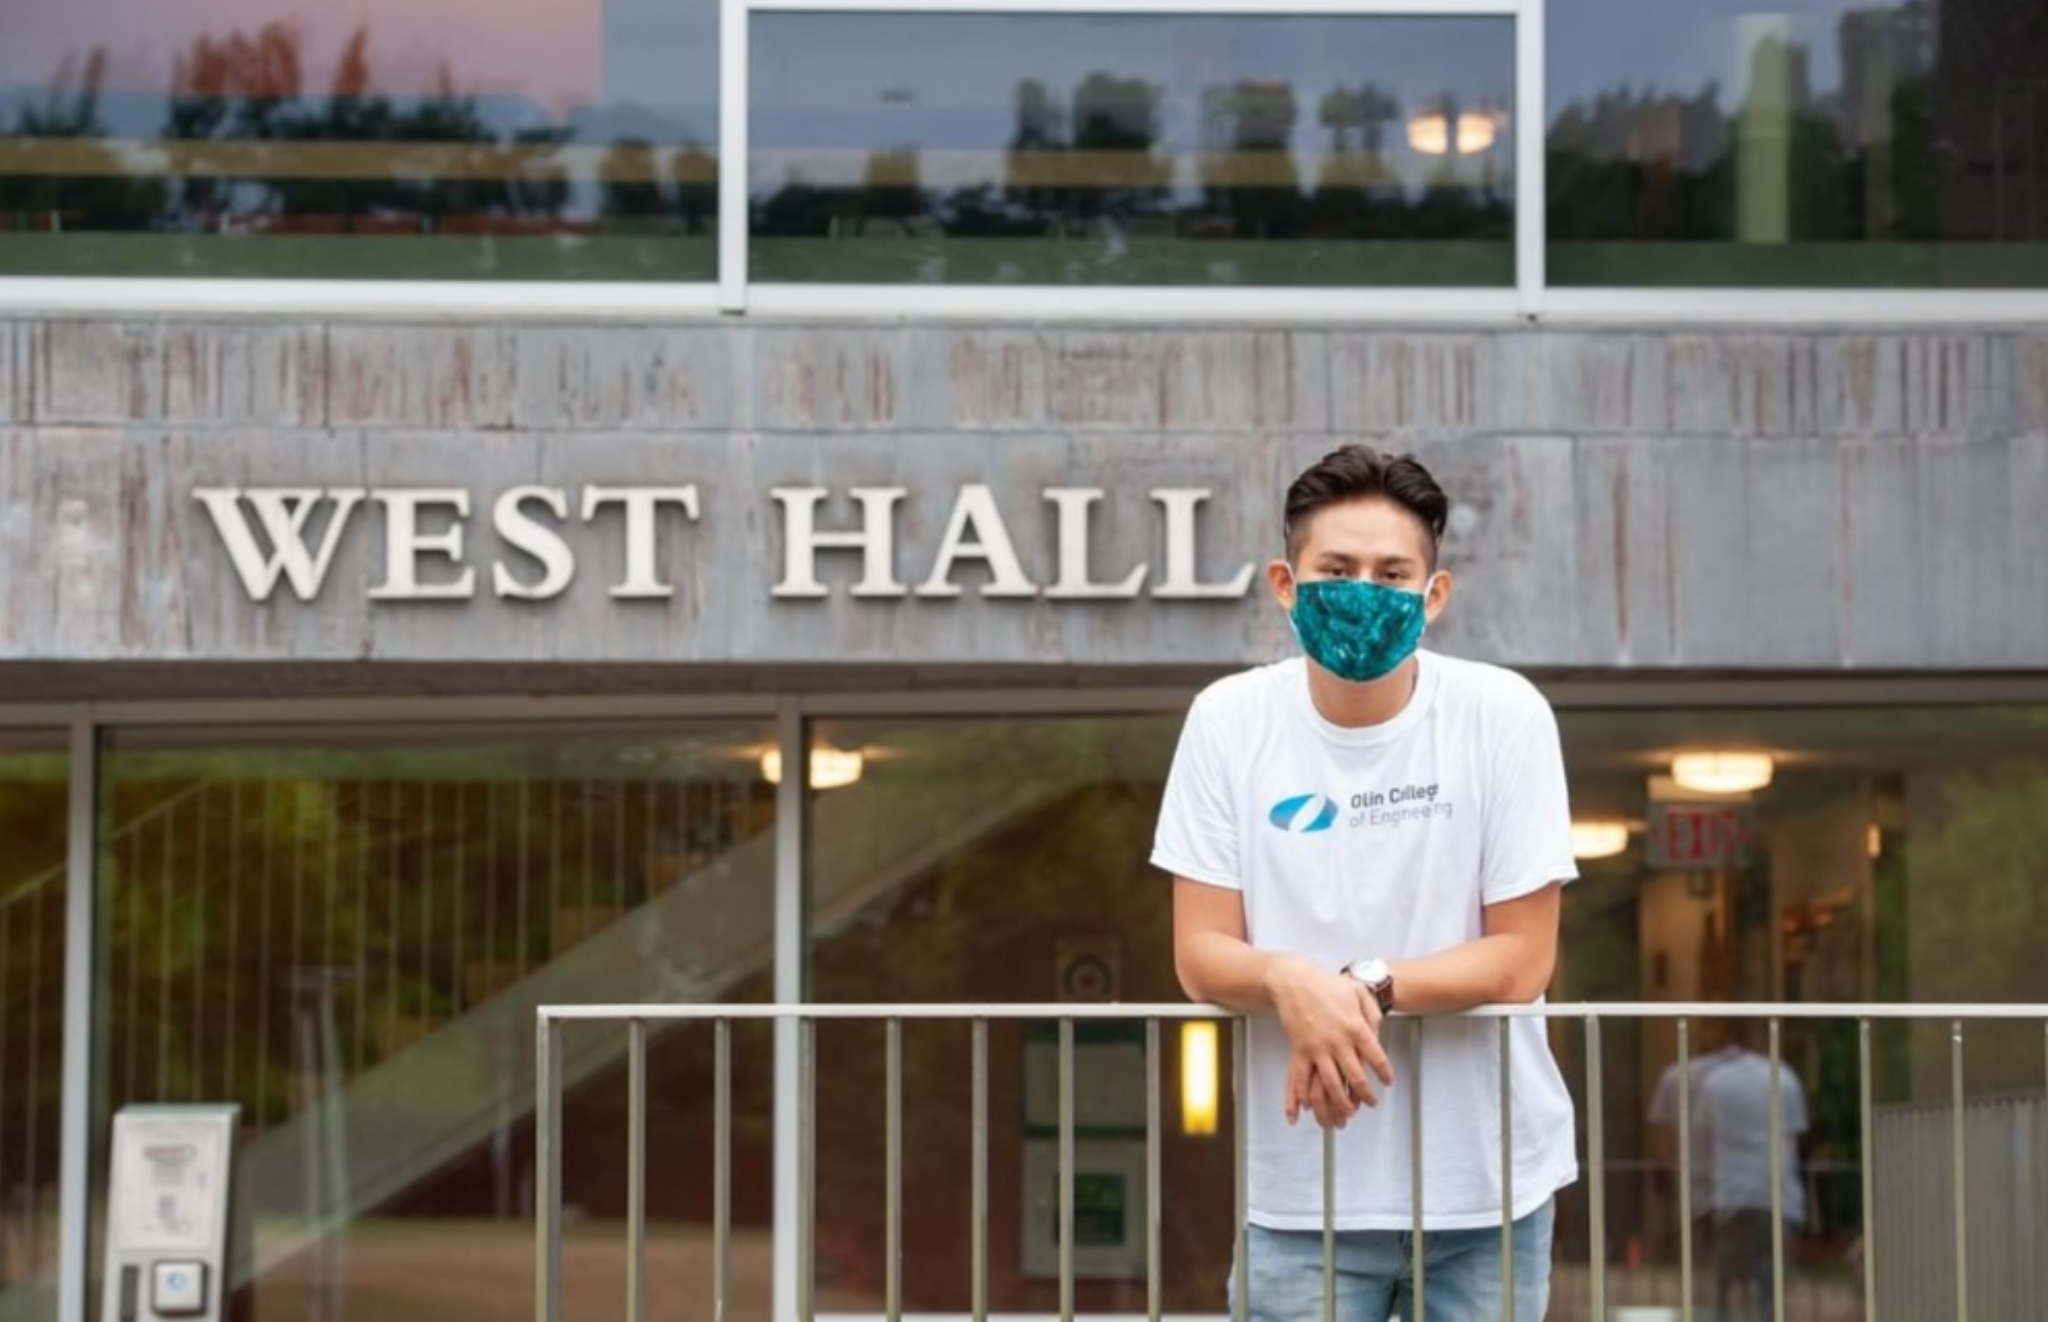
left=1646, top=802, right=1758, bottom=870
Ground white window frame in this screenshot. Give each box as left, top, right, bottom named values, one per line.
left=7, top=0, right=2048, bottom=322
left=728, top=0, right=1531, bottom=321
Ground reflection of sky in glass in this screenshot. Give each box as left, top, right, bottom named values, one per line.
left=1548, top=0, right=1931, bottom=119
left=753, top=14, right=1514, bottom=153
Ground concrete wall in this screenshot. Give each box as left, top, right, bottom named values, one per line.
left=4, top=317, right=2047, bottom=692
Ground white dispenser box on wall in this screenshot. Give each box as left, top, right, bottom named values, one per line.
left=100, top=1105, right=239, bottom=1322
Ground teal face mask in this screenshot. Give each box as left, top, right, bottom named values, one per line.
left=1287, top=573, right=1433, bottom=683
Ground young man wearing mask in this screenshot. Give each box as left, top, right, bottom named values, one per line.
left=1154, top=445, right=1578, bottom=1320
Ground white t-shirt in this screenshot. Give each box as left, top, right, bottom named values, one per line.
left=1649, top=1048, right=1809, bottom=1222
left=1151, top=650, right=1580, bottom=1231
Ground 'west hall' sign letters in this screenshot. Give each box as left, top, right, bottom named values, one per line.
left=193, top=484, right=1257, bottom=604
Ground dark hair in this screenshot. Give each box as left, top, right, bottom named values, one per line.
left=1283, top=445, right=1449, bottom=565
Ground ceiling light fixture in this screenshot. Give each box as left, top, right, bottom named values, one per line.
left=760, top=746, right=866, bottom=791
left=1671, top=750, right=1775, bottom=795
left=1571, top=820, right=1630, bottom=860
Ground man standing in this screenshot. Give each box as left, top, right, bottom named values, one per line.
left=1649, top=1020, right=1810, bottom=1321
left=1154, top=445, right=1578, bottom=1320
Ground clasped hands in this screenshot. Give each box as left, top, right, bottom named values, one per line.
left=1268, top=954, right=1397, bottom=1130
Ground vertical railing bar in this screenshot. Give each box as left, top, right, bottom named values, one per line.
left=56, top=716, right=98, bottom=1322
left=258, top=779, right=275, bottom=1126
left=158, top=801, right=174, bottom=1100
left=324, top=774, right=340, bottom=1000
left=1233, top=1017, right=1249, bottom=1322
left=0, top=906, right=9, bottom=1227
left=1679, top=1018, right=1694, bottom=1322
left=886, top=1017, right=903, bottom=1322
left=972, top=1017, right=989, bottom=1322
left=1321, top=1120, right=1335, bottom=1322
left=628, top=1017, right=647, bottom=1322
left=417, top=779, right=432, bottom=1092
left=194, top=784, right=209, bottom=1097
left=1410, top=1016, right=1425, bottom=1322
left=715, top=1016, right=732, bottom=1322
left=228, top=780, right=243, bottom=1103
left=385, top=781, right=399, bottom=1068
left=1769, top=1016, right=1786, bottom=1322
left=1860, top=1017, right=1876, bottom=1322
left=1145, top=1018, right=1161, bottom=1322
left=483, top=780, right=498, bottom=1014
left=21, top=884, right=38, bottom=1238
left=517, top=778, right=531, bottom=980
left=549, top=780, right=563, bottom=956
left=440, top=777, right=456, bottom=1015
left=1059, top=1016, right=1076, bottom=1322
left=1500, top=1016, right=1514, bottom=1322
left=1952, top=1018, right=1969, bottom=1322
left=351, top=780, right=366, bottom=1079
left=799, top=1015, right=816, bottom=1322
left=580, top=776, right=594, bottom=918
left=1589, top=1013, right=1606, bottom=1322
left=535, top=1012, right=562, bottom=1322
left=613, top=780, right=627, bottom=915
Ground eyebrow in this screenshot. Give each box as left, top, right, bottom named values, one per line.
left=1316, top=551, right=1418, bottom=569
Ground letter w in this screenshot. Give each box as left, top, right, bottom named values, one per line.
left=194, top=488, right=366, bottom=602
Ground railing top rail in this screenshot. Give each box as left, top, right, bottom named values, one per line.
left=537, top=1000, right=2048, bottom=1022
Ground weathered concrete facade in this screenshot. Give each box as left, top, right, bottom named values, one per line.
left=4, top=317, right=2046, bottom=697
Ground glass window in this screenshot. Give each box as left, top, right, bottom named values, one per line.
left=1552, top=703, right=2048, bottom=1317
left=1548, top=0, right=2048, bottom=287
left=751, top=14, right=1517, bottom=286
left=800, top=715, right=1241, bottom=1313
left=0, top=0, right=719, bottom=280
left=92, top=721, right=775, bottom=1322
left=0, top=731, right=67, bottom=1322
left=799, top=699, right=2048, bottom=1317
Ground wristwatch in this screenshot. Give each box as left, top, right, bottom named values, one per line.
left=1340, top=957, right=1396, bottom=1014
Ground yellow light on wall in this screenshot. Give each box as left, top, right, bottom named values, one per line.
left=1671, top=750, right=1775, bottom=795
left=1571, top=820, right=1630, bottom=860
left=1181, top=1021, right=1220, bottom=1137
left=760, top=746, right=866, bottom=791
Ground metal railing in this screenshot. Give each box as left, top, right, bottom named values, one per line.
left=533, top=1003, right=2048, bottom=1322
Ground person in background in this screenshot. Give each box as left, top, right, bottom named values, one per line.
left=1650, top=1018, right=1810, bottom=1322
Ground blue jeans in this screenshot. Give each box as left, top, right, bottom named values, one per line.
left=1231, top=1198, right=1555, bottom=1322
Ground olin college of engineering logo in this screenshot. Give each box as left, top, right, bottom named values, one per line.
left=1267, top=793, right=1339, bottom=834
left=1268, top=783, right=1450, bottom=833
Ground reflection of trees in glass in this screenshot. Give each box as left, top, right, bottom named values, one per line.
left=1546, top=4, right=1951, bottom=248
left=601, top=138, right=715, bottom=236
left=11, top=20, right=713, bottom=243
left=0, top=48, right=167, bottom=229
left=1069, top=72, right=1171, bottom=226
left=1199, top=80, right=1304, bottom=239
left=154, top=23, right=563, bottom=239
left=752, top=59, right=1515, bottom=255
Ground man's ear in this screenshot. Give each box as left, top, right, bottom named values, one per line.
left=1266, top=559, right=1297, bottom=610
left=1424, top=570, right=1454, bottom=625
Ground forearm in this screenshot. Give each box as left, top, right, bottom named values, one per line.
left=1175, top=930, right=1316, bottom=1014
left=1389, top=932, right=1555, bottom=1014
